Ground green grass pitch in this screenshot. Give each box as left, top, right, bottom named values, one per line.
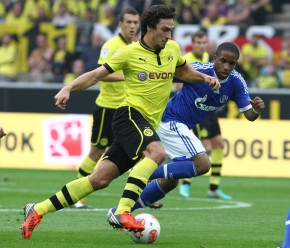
left=0, top=168, right=288, bottom=248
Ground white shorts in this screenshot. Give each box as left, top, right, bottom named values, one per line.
left=157, top=121, right=206, bottom=161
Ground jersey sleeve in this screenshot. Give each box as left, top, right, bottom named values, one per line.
left=231, top=72, right=252, bottom=112
left=105, top=46, right=127, bottom=73
left=172, top=41, right=186, bottom=67
left=98, top=41, right=113, bottom=65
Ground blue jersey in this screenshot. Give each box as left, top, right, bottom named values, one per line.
left=162, top=62, right=252, bottom=129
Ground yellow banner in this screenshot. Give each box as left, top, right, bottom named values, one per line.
left=220, top=118, right=290, bottom=178
left=0, top=113, right=289, bottom=178
left=0, top=112, right=91, bottom=170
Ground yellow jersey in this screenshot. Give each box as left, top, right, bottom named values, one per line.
left=241, top=43, right=267, bottom=79
left=96, top=34, right=130, bottom=108
left=183, top=51, right=210, bottom=63
left=104, top=39, right=186, bottom=130
left=0, top=42, right=18, bottom=78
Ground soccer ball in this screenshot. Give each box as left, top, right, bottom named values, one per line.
left=129, top=213, right=161, bottom=244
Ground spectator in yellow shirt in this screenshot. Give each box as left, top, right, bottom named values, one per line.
left=241, top=33, right=268, bottom=85
left=256, top=61, right=283, bottom=88
left=0, top=33, right=18, bottom=82
left=279, top=35, right=290, bottom=88
left=200, top=3, right=227, bottom=29
left=5, top=2, right=30, bottom=24
left=22, top=0, right=51, bottom=21
left=63, top=59, right=85, bottom=84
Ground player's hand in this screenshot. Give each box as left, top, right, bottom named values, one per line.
left=204, top=76, right=220, bottom=91
left=249, top=96, right=264, bottom=114
left=54, top=86, right=71, bottom=110
left=0, top=126, right=6, bottom=138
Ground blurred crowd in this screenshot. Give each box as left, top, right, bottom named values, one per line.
left=0, top=0, right=289, bottom=88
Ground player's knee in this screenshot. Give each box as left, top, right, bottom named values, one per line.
left=90, top=177, right=111, bottom=190
left=153, top=146, right=167, bottom=163
left=157, top=150, right=167, bottom=163
left=144, top=143, right=166, bottom=164
left=194, top=156, right=211, bottom=175
left=89, top=171, right=114, bottom=190
left=200, top=161, right=211, bottom=175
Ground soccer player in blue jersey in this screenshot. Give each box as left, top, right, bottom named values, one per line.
left=108, top=41, right=265, bottom=215
left=20, top=5, right=220, bottom=239
left=179, top=30, right=232, bottom=200
left=278, top=209, right=290, bottom=248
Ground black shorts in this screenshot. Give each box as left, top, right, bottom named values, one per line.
left=193, top=112, right=221, bottom=140
left=104, top=106, right=160, bottom=175
left=91, top=105, right=116, bottom=148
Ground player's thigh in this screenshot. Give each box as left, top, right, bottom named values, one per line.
left=90, top=159, right=120, bottom=187
left=91, top=105, right=116, bottom=148
left=112, top=106, right=161, bottom=159
left=104, top=139, right=141, bottom=175
left=158, top=121, right=206, bottom=160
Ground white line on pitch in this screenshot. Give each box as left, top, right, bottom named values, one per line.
left=0, top=200, right=251, bottom=212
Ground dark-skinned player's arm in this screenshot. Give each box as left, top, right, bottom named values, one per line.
left=244, top=96, right=265, bottom=121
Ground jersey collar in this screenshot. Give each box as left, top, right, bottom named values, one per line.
left=140, top=38, right=161, bottom=54
left=118, top=33, right=131, bottom=45
left=214, top=70, right=228, bottom=83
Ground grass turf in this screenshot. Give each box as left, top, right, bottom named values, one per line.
left=0, top=168, right=288, bottom=248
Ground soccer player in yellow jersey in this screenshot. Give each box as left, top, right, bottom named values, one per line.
left=20, top=5, right=220, bottom=239
left=178, top=30, right=232, bottom=200
left=183, top=31, right=210, bottom=64
left=72, top=7, right=140, bottom=209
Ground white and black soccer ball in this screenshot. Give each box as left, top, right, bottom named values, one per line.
left=129, top=213, right=161, bottom=244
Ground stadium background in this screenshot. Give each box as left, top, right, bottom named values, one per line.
left=0, top=0, right=289, bottom=178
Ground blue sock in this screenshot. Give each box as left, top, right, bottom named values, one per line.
left=110, top=180, right=166, bottom=213
left=132, top=180, right=165, bottom=211
left=149, top=160, right=197, bottom=180
left=282, top=209, right=290, bottom=248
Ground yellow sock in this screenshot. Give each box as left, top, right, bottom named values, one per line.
left=115, top=157, right=158, bottom=214
left=34, top=177, right=94, bottom=215
left=209, top=149, right=223, bottom=186
left=182, top=178, right=191, bottom=184
left=77, top=156, right=96, bottom=178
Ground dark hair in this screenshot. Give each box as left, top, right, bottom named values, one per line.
left=140, top=5, right=175, bottom=37
left=216, top=42, right=240, bottom=59
left=120, top=7, right=139, bottom=21
left=191, top=30, right=207, bottom=42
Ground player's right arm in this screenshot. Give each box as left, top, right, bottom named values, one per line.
left=102, top=73, right=125, bottom=82
left=54, top=66, right=110, bottom=110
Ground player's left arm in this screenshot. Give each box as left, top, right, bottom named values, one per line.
left=175, top=63, right=220, bottom=91
left=244, top=96, right=265, bottom=121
